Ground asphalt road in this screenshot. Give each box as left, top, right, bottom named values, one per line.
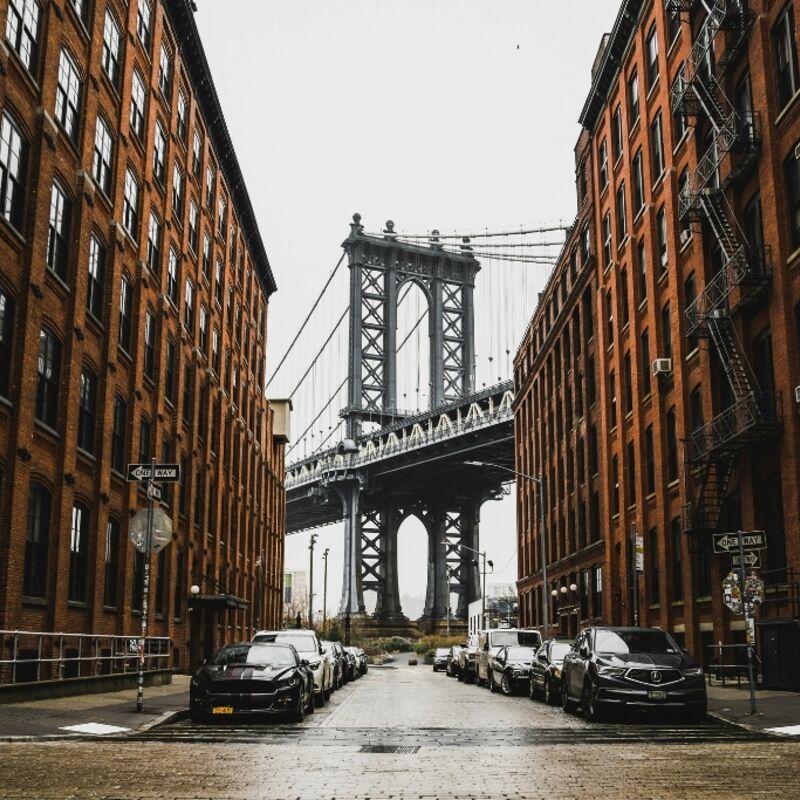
left=1, top=661, right=798, bottom=799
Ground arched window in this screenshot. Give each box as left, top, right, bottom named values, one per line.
left=35, top=328, right=61, bottom=428
left=92, top=115, right=113, bottom=196
left=68, top=502, right=90, bottom=602
left=77, top=365, right=97, bottom=453
left=0, top=112, right=29, bottom=229
left=46, top=179, right=71, bottom=279
left=101, top=8, right=121, bottom=86
left=23, top=482, right=51, bottom=598
left=54, top=48, right=82, bottom=141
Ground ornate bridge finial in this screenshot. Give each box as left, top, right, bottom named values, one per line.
left=429, top=229, right=443, bottom=250
left=383, top=220, right=397, bottom=240
left=350, top=212, right=364, bottom=236
left=460, top=236, right=473, bottom=253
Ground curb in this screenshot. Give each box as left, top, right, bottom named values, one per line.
left=707, top=710, right=776, bottom=736
left=133, top=707, right=189, bottom=733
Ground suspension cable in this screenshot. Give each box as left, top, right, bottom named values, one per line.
left=364, top=223, right=570, bottom=240
left=267, top=253, right=345, bottom=388
left=287, top=377, right=348, bottom=455
left=288, top=307, right=349, bottom=399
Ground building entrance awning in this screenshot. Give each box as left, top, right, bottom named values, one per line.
left=189, top=593, right=248, bottom=610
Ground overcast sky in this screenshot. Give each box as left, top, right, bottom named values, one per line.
left=195, top=0, right=620, bottom=617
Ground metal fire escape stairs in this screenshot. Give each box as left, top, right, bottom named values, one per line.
left=669, top=0, right=776, bottom=539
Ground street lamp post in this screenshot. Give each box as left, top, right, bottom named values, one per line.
left=464, top=460, right=548, bottom=635
left=308, top=533, right=318, bottom=629
left=322, top=548, right=330, bottom=636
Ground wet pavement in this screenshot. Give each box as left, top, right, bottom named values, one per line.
left=0, top=662, right=799, bottom=799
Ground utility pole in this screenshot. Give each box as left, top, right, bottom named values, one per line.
left=322, top=548, right=330, bottom=636
left=737, top=531, right=757, bottom=715
left=446, top=566, right=453, bottom=638
left=308, top=533, right=318, bottom=629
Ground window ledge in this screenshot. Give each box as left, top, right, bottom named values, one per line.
left=628, top=117, right=641, bottom=140
left=0, top=394, right=12, bottom=411
left=657, top=268, right=669, bottom=285
left=76, top=447, right=96, bottom=464
left=34, top=419, right=60, bottom=440
left=670, top=600, right=685, bottom=607
left=685, top=347, right=700, bottom=363
left=651, top=172, right=666, bottom=194
left=22, top=595, right=48, bottom=607
left=645, top=75, right=660, bottom=103
left=775, top=89, right=800, bottom=128
left=696, top=596, right=712, bottom=603
left=0, top=213, right=26, bottom=245
left=67, top=601, right=88, bottom=609
left=103, top=605, right=119, bottom=613
left=672, top=128, right=690, bottom=156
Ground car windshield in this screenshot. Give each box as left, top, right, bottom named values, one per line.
left=550, top=643, right=571, bottom=662
left=274, top=633, right=317, bottom=654
left=506, top=647, right=535, bottom=661
left=213, top=644, right=296, bottom=667
left=435, top=648, right=449, bottom=656
left=595, top=630, right=679, bottom=655
left=491, top=631, right=541, bottom=647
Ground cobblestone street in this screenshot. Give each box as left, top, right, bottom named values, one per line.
left=1, top=663, right=799, bottom=799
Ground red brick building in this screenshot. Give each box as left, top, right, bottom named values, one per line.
left=0, top=0, right=288, bottom=678
left=515, top=0, right=800, bottom=669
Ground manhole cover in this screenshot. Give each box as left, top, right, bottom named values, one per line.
left=359, top=745, right=420, bottom=754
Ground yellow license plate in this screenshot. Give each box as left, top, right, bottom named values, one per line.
left=212, top=706, right=234, bottom=714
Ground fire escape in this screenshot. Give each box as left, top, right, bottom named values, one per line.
left=668, top=0, right=778, bottom=539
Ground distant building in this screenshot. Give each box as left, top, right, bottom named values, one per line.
left=0, top=0, right=287, bottom=678
left=283, top=570, right=308, bottom=624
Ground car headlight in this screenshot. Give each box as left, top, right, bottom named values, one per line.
left=595, top=665, right=627, bottom=677
left=512, top=670, right=527, bottom=677
left=308, top=660, right=321, bottom=670
left=682, top=666, right=704, bottom=677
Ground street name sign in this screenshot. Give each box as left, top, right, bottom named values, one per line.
left=712, top=531, right=766, bottom=554
left=127, top=463, right=181, bottom=482
left=732, top=552, right=761, bottom=569
left=147, top=483, right=162, bottom=501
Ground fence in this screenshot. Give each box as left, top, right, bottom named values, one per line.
left=705, top=642, right=757, bottom=687
left=0, top=630, right=171, bottom=685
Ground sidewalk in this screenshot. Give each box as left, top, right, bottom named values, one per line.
left=0, top=675, right=190, bottom=740
left=707, top=683, right=800, bottom=736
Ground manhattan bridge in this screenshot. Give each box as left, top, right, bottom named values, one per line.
left=270, top=214, right=567, bottom=634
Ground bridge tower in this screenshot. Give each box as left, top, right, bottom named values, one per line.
left=335, top=214, right=484, bottom=633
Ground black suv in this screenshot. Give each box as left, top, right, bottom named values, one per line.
left=560, top=627, right=706, bottom=722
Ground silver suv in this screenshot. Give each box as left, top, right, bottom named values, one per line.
left=475, top=628, right=542, bottom=688
left=253, top=629, right=333, bottom=707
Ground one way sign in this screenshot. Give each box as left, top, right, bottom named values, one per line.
left=712, top=530, right=766, bottom=554
left=127, top=463, right=181, bottom=482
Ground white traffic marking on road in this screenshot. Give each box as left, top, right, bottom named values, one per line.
left=765, top=724, right=800, bottom=736
left=59, top=723, right=131, bottom=735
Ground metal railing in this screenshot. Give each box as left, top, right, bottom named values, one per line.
left=705, top=643, right=757, bottom=687
left=0, top=630, right=171, bottom=686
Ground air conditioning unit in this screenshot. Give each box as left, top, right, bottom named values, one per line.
left=652, top=357, right=673, bottom=377
left=794, top=385, right=800, bottom=404
left=679, top=229, right=692, bottom=245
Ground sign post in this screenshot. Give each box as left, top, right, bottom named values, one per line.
left=127, top=461, right=177, bottom=712
left=737, top=531, right=757, bottom=716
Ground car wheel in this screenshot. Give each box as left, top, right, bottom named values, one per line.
left=581, top=680, right=604, bottom=722
left=289, top=692, right=305, bottom=723
left=544, top=677, right=556, bottom=706
left=305, top=691, right=315, bottom=715
left=561, top=678, right=577, bottom=714
left=501, top=674, right=512, bottom=696
left=529, top=677, right=537, bottom=700
left=314, top=692, right=324, bottom=709
left=324, top=684, right=332, bottom=702
left=457, top=669, right=464, bottom=682
left=488, top=671, right=497, bottom=693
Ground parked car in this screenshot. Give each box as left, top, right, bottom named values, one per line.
left=446, top=644, right=465, bottom=677
left=457, top=635, right=479, bottom=683
left=488, top=645, right=538, bottom=695
left=561, top=627, right=707, bottom=722
left=529, top=638, right=572, bottom=704
left=189, top=641, right=314, bottom=722
left=320, top=640, right=342, bottom=690
left=252, top=629, right=332, bottom=707
left=432, top=647, right=450, bottom=672
left=476, top=628, right=542, bottom=687
left=343, top=647, right=360, bottom=681
left=354, top=647, right=368, bottom=675
left=331, top=641, right=347, bottom=686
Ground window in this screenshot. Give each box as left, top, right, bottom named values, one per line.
left=628, top=70, right=640, bottom=127
left=176, top=90, right=188, bottom=143
left=55, top=48, right=81, bottom=141
left=172, top=163, right=184, bottom=221
left=130, top=70, right=146, bottom=139
left=611, top=456, right=620, bottom=515
left=587, top=354, right=596, bottom=405
left=645, top=23, right=659, bottom=89
left=670, top=518, right=683, bottom=601
left=656, top=206, right=668, bottom=271
left=0, top=289, right=13, bottom=398
left=624, top=351, right=633, bottom=414
left=101, top=9, right=121, bottom=86
left=667, top=9, right=681, bottom=44
left=158, top=43, right=172, bottom=98
left=103, top=518, right=120, bottom=607
left=620, top=267, right=629, bottom=326
left=581, top=223, right=591, bottom=264
left=650, top=113, right=665, bottom=181
left=785, top=147, right=800, bottom=250
left=6, top=0, right=40, bottom=73
left=684, top=272, right=698, bottom=350
left=201, top=234, right=212, bottom=281
left=648, top=528, right=660, bottom=605
left=602, top=211, right=612, bottom=267
left=122, top=168, right=139, bottom=237
left=0, top=112, right=28, bottom=230
left=68, top=503, right=89, bottom=603
left=139, top=415, right=151, bottom=462
left=612, top=105, right=623, bottom=162
left=205, top=165, right=215, bottom=208
left=143, top=308, right=156, bottom=380
left=774, top=4, right=799, bottom=109
left=599, top=139, right=608, bottom=190
left=198, top=305, right=208, bottom=354
left=136, top=0, right=152, bottom=50
left=616, top=181, right=627, bottom=241
left=627, top=441, right=636, bottom=507
left=644, top=425, right=655, bottom=495
left=23, top=483, right=50, bottom=598
left=188, top=200, right=199, bottom=253
left=632, top=149, right=644, bottom=213
left=77, top=367, right=96, bottom=453
left=641, top=328, right=651, bottom=397
left=182, top=364, right=192, bottom=425
left=678, top=168, right=691, bottom=240
left=146, top=211, right=161, bottom=274
left=666, top=407, right=678, bottom=482
left=218, top=194, right=227, bottom=238
left=192, top=130, right=203, bottom=177
left=744, top=193, right=765, bottom=259
left=165, top=336, right=176, bottom=403
left=111, top=396, right=126, bottom=472
left=168, top=247, right=179, bottom=304
left=153, top=121, right=167, bottom=185
left=118, top=275, right=132, bottom=351
left=661, top=301, right=672, bottom=360
left=606, top=290, right=614, bottom=345
left=672, top=72, right=687, bottom=144
left=36, top=328, right=60, bottom=428
left=46, top=181, right=71, bottom=280
left=211, top=327, right=220, bottom=373
left=92, top=116, right=113, bottom=195
left=183, top=281, right=196, bottom=338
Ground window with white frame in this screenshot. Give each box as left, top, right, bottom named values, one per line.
left=202, top=232, right=211, bottom=278
left=86, top=234, right=105, bottom=320
left=122, top=168, right=139, bottom=237
left=774, top=3, right=799, bottom=109
left=205, top=165, right=215, bottom=209
left=167, top=247, right=179, bottom=304
left=650, top=113, right=665, bottom=180
left=118, top=275, right=132, bottom=351
left=101, top=9, right=121, bottom=87
left=645, top=24, right=659, bottom=89
left=144, top=308, right=156, bottom=379
left=188, top=199, right=199, bottom=253
left=199, top=305, right=208, bottom=353
left=602, top=211, right=612, bottom=267
left=5, top=0, right=40, bottom=74
left=176, top=90, right=187, bottom=143
left=136, top=0, right=152, bottom=50
left=46, top=180, right=71, bottom=280
left=172, top=163, right=184, bottom=221
left=598, top=138, right=608, bottom=191
left=158, top=43, right=172, bottom=99
left=184, top=278, right=194, bottom=332
left=92, top=116, right=113, bottom=196
left=55, top=48, right=82, bottom=142
left=130, top=70, right=146, bottom=139
left=147, top=211, right=161, bottom=273
left=153, top=121, right=167, bottom=185
left=192, top=130, right=203, bottom=177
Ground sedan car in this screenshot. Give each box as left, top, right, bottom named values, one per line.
left=488, top=645, right=538, bottom=695
left=561, top=627, right=707, bottom=722
left=190, top=642, right=314, bottom=722
left=457, top=635, right=479, bottom=683
left=320, top=640, right=342, bottom=690
left=446, top=645, right=465, bottom=677
left=529, top=638, right=572, bottom=705
left=432, top=647, right=450, bottom=672
left=343, top=647, right=360, bottom=681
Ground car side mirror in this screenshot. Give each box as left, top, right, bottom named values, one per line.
left=301, top=658, right=309, bottom=666
left=579, top=645, right=590, bottom=659
left=681, top=647, right=689, bottom=655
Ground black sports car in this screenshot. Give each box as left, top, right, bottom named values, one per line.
left=488, top=645, right=538, bottom=695
left=190, top=642, right=315, bottom=722
left=529, top=638, right=572, bottom=705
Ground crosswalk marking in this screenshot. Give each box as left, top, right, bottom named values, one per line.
left=59, top=722, right=131, bottom=735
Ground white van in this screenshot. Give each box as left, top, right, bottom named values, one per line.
left=475, top=628, right=542, bottom=686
